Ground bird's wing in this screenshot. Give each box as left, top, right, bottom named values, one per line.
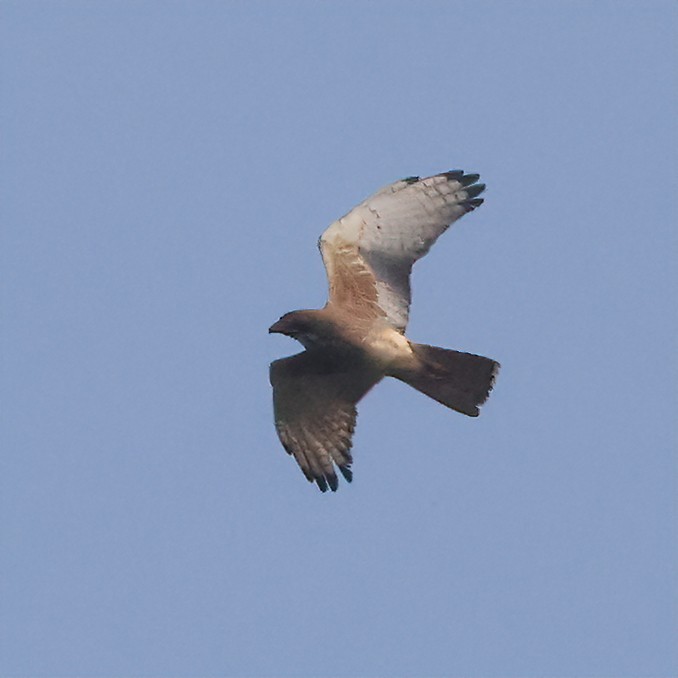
left=270, top=351, right=381, bottom=492
left=319, top=170, right=485, bottom=332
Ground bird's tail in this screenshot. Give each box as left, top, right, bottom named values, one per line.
left=394, top=343, right=499, bottom=417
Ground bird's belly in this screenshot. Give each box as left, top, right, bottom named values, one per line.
left=363, top=328, right=414, bottom=370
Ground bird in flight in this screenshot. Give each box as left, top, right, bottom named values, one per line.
left=269, top=170, right=499, bottom=492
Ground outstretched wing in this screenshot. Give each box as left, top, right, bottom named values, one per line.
left=270, top=351, right=381, bottom=492
left=319, top=170, right=485, bottom=332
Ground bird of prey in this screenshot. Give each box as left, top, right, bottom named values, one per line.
left=269, top=170, right=499, bottom=492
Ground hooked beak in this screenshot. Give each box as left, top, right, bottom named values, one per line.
left=268, top=319, right=285, bottom=334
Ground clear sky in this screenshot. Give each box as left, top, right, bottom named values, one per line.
left=1, top=2, right=676, bottom=676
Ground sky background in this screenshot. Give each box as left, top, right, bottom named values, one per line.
left=1, top=2, right=676, bottom=677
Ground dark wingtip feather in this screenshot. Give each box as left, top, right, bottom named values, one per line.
left=441, top=169, right=464, bottom=180
left=466, top=198, right=484, bottom=210
left=465, top=183, right=486, bottom=199
left=339, top=465, right=353, bottom=483
left=315, top=476, right=329, bottom=493
left=460, top=172, right=481, bottom=186
left=327, top=474, right=339, bottom=492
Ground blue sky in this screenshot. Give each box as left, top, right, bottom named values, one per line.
left=1, top=2, right=676, bottom=676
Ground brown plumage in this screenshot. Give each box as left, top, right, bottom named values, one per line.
left=269, top=170, right=499, bottom=492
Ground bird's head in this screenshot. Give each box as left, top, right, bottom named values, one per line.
left=269, top=310, right=324, bottom=348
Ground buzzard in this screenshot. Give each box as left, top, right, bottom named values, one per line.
left=269, top=170, right=499, bottom=492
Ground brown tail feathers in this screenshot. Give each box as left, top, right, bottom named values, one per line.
left=394, top=343, right=499, bottom=417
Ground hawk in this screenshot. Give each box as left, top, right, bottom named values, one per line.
left=269, top=170, right=499, bottom=492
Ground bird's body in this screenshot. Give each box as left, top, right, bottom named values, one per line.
left=272, top=308, right=414, bottom=370
left=269, top=170, right=499, bottom=492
